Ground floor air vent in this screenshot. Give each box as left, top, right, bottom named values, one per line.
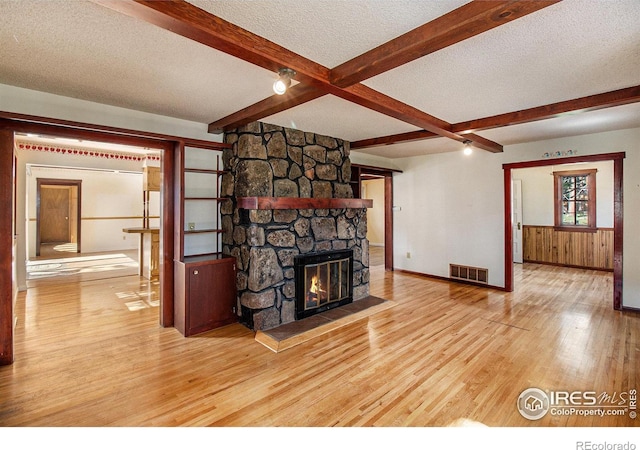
left=450, top=264, right=488, bottom=285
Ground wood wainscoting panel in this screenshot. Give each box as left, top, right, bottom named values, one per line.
left=523, top=225, right=613, bottom=270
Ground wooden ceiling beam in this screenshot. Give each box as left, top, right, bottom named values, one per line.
left=352, top=85, right=640, bottom=150
left=209, top=78, right=504, bottom=151
left=330, top=0, right=561, bottom=88
left=337, top=84, right=454, bottom=137
left=91, top=0, right=331, bottom=86
left=93, top=0, right=502, bottom=151
left=453, top=84, right=640, bottom=134
left=351, top=130, right=439, bottom=149
left=197, top=0, right=560, bottom=144
left=351, top=130, right=501, bottom=153
left=337, top=84, right=502, bottom=152
left=93, top=0, right=335, bottom=134
left=208, top=84, right=326, bottom=134
left=463, top=133, right=504, bottom=153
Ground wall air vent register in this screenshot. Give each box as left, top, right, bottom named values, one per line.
left=449, top=264, right=488, bottom=285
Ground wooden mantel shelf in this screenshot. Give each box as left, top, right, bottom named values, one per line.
left=237, top=197, right=373, bottom=210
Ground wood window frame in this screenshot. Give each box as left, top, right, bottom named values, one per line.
left=553, top=168, right=597, bottom=233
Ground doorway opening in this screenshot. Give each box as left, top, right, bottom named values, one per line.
left=361, top=176, right=385, bottom=268
left=36, top=178, right=81, bottom=257
left=24, top=156, right=161, bottom=287
left=503, top=152, right=624, bottom=309
left=16, top=134, right=163, bottom=298
left=351, top=164, right=399, bottom=271
left=1, top=116, right=183, bottom=365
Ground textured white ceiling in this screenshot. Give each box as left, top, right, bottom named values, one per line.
left=359, top=102, right=640, bottom=160
left=1, top=0, right=639, bottom=159
left=0, top=0, right=275, bottom=123
left=477, top=102, right=640, bottom=145
left=263, top=95, right=421, bottom=142
left=189, top=0, right=471, bottom=67
left=363, top=0, right=640, bottom=123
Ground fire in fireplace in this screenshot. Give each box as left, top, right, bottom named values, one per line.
left=294, top=250, right=354, bottom=320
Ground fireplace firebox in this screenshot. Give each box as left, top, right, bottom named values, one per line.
left=294, top=250, right=354, bottom=320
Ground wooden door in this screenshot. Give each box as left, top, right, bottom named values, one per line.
left=40, top=186, right=71, bottom=243
left=37, top=178, right=82, bottom=256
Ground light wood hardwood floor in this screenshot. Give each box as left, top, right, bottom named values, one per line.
left=26, top=248, right=139, bottom=288
left=1, top=263, right=637, bottom=427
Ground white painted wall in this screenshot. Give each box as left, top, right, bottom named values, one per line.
left=513, top=161, right=614, bottom=227
left=0, top=84, right=223, bottom=143
left=390, top=148, right=506, bottom=286
left=26, top=165, right=151, bottom=257
left=16, top=148, right=149, bottom=290
left=362, top=178, right=385, bottom=246
left=349, top=151, right=402, bottom=172
left=353, top=127, right=640, bottom=309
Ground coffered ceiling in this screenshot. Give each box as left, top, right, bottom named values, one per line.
left=1, top=0, right=639, bottom=158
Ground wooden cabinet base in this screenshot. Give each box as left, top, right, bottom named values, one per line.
left=174, top=255, right=237, bottom=337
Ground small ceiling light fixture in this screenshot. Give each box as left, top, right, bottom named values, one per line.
left=273, top=68, right=296, bottom=95
left=463, top=140, right=473, bottom=156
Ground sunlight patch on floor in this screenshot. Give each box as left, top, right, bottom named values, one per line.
left=116, top=291, right=141, bottom=300
left=27, top=252, right=132, bottom=266
left=124, top=299, right=158, bottom=311
left=26, top=251, right=138, bottom=281
left=51, top=243, right=78, bottom=253
left=118, top=287, right=159, bottom=311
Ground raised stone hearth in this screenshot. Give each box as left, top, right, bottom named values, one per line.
left=221, top=121, right=369, bottom=331
left=255, top=295, right=394, bottom=352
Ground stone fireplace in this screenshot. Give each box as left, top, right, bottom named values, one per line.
left=221, top=121, right=370, bottom=331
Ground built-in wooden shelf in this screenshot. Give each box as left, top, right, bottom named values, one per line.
left=184, top=228, right=223, bottom=234
left=122, top=227, right=159, bottom=234
left=184, top=168, right=227, bottom=175
left=182, top=252, right=226, bottom=263
left=184, top=197, right=229, bottom=201
left=236, top=196, right=373, bottom=210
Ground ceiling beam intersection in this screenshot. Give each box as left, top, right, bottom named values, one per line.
left=352, top=85, right=640, bottom=149
left=92, top=0, right=562, bottom=153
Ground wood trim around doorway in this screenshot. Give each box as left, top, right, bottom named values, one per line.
left=384, top=174, right=394, bottom=271
left=352, top=164, right=399, bottom=271
left=503, top=152, right=625, bottom=310
left=0, top=127, right=14, bottom=365
left=0, top=112, right=225, bottom=365
left=36, top=178, right=82, bottom=256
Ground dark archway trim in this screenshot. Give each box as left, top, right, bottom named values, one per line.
left=0, top=111, right=228, bottom=365
left=503, top=152, right=625, bottom=309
